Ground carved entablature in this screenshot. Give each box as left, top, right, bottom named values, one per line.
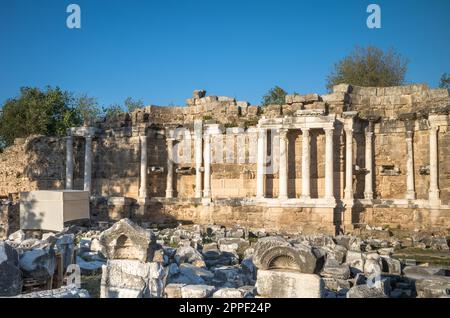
left=68, top=126, right=102, bottom=138
left=295, top=109, right=326, bottom=117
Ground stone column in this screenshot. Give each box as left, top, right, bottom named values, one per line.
left=65, top=135, right=74, bottom=190
left=278, top=129, right=288, bottom=200
left=429, top=126, right=440, bottom=205
left=405, top=131, right=416, bottom=200
left=83, top=135, right=93, bottom=193
left=203, top=133, right=211, bottom=198
left=165, top=137, right=174, bottom=198
left=344, top=129, right=354, bottom=201
left=194, top=121, right=203, bottom=198
left=301, top=128, right=311, bottom=200
left=256, top=128, right=267, bottom=199
left=138, top=135, right=148, bottom=200
left=364, top=128, right=374, bottom=200
left=324, top=128, right=334, bottom=201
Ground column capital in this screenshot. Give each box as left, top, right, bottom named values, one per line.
left=278, top=128, right=288, bottom=139
left=324, top=127, right=334, bottom=136
left=345, top=128, right=354, bottom=134
left=365, top=130, right=374, bottom=138
left=405, top=130, right=414, bottom=139
left=429, top=125, right=439, bottom=134
left=302, top=127, right=310, bottom=137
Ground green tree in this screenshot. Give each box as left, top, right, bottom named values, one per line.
left=326, top=46, right=408, bottom=91
left=74, top=94, right=101, bottom=125
left=102, top=104, right=124, bottom=118
left=124, top=97, right=144, bottom=113
left=0, top=86, right=82, bottom=149
left=261, top=86, right=287, bottom=106
left=439, top=73, right=450, bottom=94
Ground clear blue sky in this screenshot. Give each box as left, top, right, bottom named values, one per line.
left=1, top=0, right=449, bottom=107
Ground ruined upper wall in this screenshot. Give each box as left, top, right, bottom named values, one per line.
left=335, top=83, right=449, bottom=118
left=93, top=84, right=449, bottom=130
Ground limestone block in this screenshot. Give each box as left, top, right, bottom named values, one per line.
left=320, top=258, right=350, bottom=280
left=213, top=287, right=250, bottom=298
left=380, top=256, right=401, bottom=275
left=346, top=284, right=388, bottom=298
left=213, top=266, right=249, bottom=288
left=415, top=277, right=450, bottom=298
left=217, top=237, right=249, bottom=254
left=247, top=105, right=259, bottom=116
left=8, top=230, right=25, bottom=243
left=236, top=101, right=249, bottom=107
left=303, top=93, right=320, bottom=103
left=333, top=84, right=353, bottom=94
left=174, top=245, right=205, bottom=266
left=164, top=283, right=186, bottom=298
left=345, top=251, right=365, bottom=274
left=293, top=94, right=304, bottom=103
left=363, top=258, right=382, bottom=277
left=100, top=259, right=167, bottom=298
left=0, top=242, right=22, bottom=296
left=285, top=95, right=293, bottom=104
left=218, top=96, right=235, bottom=103
left=55, top=233, right=75, bottom=269
left=10, top=285, right=90, bottom=298
left=76, top=255, right=104, bottom=274
left=99, top=218, right=157, bottom=262
left=181, top=284, right=216, bottom=298
left=256, top=270, right=324, bottom=298
left=204, top=96, right=218, bottom=103
left=321, top=92, right=347, bottom=103
left=19, top=245, right=56, bottom=280
left=169, top=263, right=214, bottom=285
left=20, top=190, right=90, bottom=232
left=253, top=236, right=321, bottom=273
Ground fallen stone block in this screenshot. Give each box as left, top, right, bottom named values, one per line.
left=99, top=218, right=157, bottom=262
left=346, top=284, right=388, bottom=298
left=0, top=242, right=22, bottom=296
left=164, top=283, right=186, bottom=298
left=213, top=287, right=248, bottom=298
left=19, top=246, right=56, bottom=280
left=10, top=285, right=90, bottom=298
left=256, top=270, right=324, bottom=298
left=181, top=284, right=216, bottom=298
left=174, top=245, right=205, bottom=267
left=168, top=263, right=214, bottom=285
left=253, top=236, right=321, bottom=273
left=321, top=259, right=350, bottom=280
left=100, top=259, right=167, bottom=298
left=415, top=277, right=450, bottom=298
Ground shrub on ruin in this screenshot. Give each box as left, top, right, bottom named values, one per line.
left=326, top=46, right=408, bottom=91
left=0, top=86, right=83, bottom=149
left=439, top=73, right=450, bottom=94
left=261, top=86, right=287, bottom=106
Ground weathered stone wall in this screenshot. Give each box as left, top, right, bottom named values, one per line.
left=0, top=84, right=449, bottom=231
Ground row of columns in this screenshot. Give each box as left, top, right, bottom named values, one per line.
left=67, top=122, right=441, bottom=207
left=256, top=127, right=335, bottom=202
left=65, top=134, right=92, bottom=193
left=363, top=123, right=441, bottom=205
left=163, top=127, right=212, bottom=200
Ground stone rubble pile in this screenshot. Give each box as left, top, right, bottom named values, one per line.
left=0, top=219, right=449, bottom=298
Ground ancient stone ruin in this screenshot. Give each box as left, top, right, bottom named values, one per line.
left=0, top=83, right=449, bottom=298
